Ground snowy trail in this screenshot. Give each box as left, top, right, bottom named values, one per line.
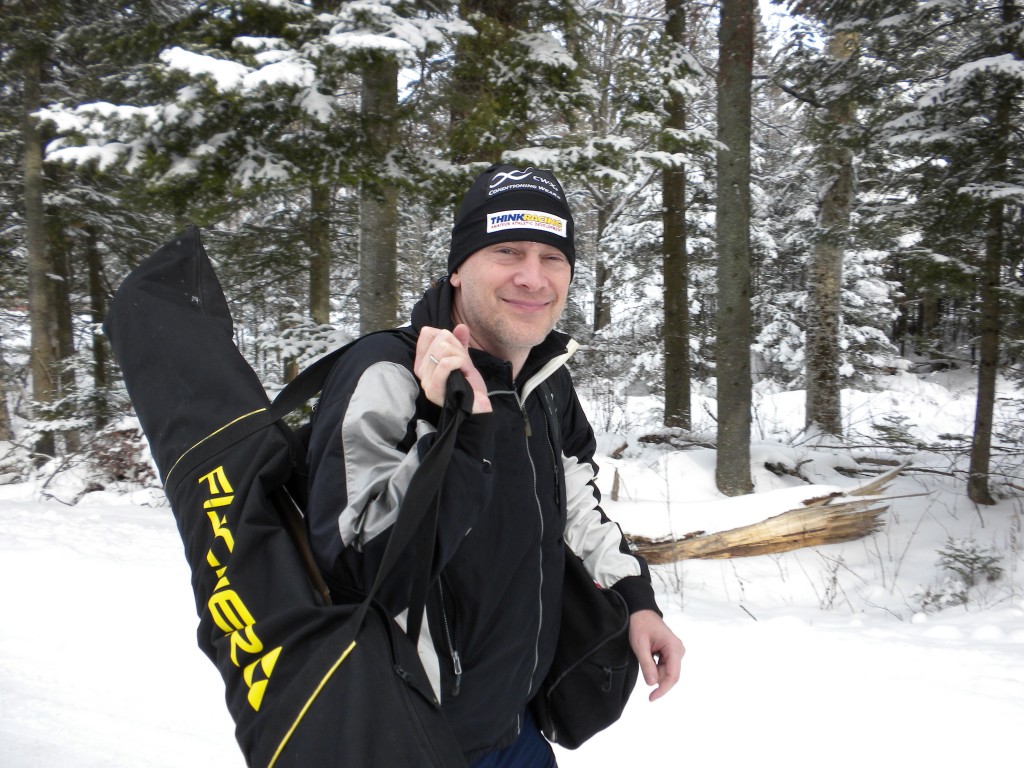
left=3, top=490, right=1024, bottom=767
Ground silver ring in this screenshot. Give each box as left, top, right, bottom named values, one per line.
left=429, top=354, right=440, bottom=365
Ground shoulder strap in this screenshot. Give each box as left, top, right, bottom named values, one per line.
left=269, top=328, right=416, bottom=419
left=165, top=331, right=414, bottom=493
left=352, top=370, right=473, bottom=636
left=279, top=327, right=463, bottom=641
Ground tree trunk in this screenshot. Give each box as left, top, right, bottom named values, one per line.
left=967, top=0, right=1015, bottom=504
left=593, top=202, right=612, bottom=331
left=714, top=0, right=755, bottom=495
left=663, top=0, right=690, bottom=430
left=23, top=46, right=58, bottom=460
left=968, top=198, right=1003, bottom=505
left=309, top=182, right=332, bottom=327
left=0, top=343, right=11, bottom=441
left=358, top=51, right=399, bottom=335
left=359, top=187, right=399, bottom=333
left=49, top=219, right=80, bottom=452
left=593, top=260, right=613, bottom=331
left=804, top=31, right=857, bottom=436
left=85, top=226, right=109, bottom=429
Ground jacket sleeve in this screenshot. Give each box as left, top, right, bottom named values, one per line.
left=556, top=372, right=661, bottom=615
left=305, top=335, right=495, bottom=610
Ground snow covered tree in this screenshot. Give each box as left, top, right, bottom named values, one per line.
left=3, top=0, right=62, bottom=459
left=0, top=1, right=158, bottom=455
left=803, top=26, right=858, bottom=435
left=523, top=1, right=713, bottom=426
left=40, top=2, right=477, bottom=363
left=758, top=1, right=907, bottom=424
left=777, top=3, right=873, bottom=435
left=884, top=0, right=1024, bottom=503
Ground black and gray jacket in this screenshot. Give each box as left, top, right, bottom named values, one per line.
left=305, top=279, right=659, bottom=759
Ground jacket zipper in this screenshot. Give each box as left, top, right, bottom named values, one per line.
left=437, top=580, right=462, bottom=697
left=519, top=399, right=532, bottom=437
left=514, top=390, right=545, bottom=700
left=538, top=385, right=562, bottom=506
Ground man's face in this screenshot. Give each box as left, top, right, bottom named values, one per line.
left=450, top=241, right=571, bottom=366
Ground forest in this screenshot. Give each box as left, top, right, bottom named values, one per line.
left=1, top=0, right=1022, bottom=502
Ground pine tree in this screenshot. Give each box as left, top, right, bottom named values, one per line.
left=0, top=0, right=120, bottom=458
left=884, top=0, right=1024, bottom=502
left=43, top=2, right=470, bottom=357
left=764, top=1, right=909, bottom=426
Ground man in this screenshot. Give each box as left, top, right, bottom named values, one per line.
left=306, top=164, right=683, bottom=766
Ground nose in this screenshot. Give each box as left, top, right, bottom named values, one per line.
left=513, top=247, right=546, bottom=290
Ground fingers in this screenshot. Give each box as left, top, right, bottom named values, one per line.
left=629, top=610, right=685, bottom=702
left=647, top=633, right=684, bottom=702
left=414, top=327, right=457, bottom=380
left=637, top=643, right=660, bottom=688
left=415, top=326, right=492, bottom=414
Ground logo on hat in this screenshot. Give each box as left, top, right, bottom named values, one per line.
left=487, top=166, right=562, bottom=200
left=486, top=210, right=568, bottom=238
left=490, top=168, right=534, bottom=189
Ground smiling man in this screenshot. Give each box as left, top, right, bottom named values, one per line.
left=305, top=164, right=683, bottom=767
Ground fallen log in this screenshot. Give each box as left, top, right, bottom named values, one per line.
left=628, top=462, right=921, bottom=562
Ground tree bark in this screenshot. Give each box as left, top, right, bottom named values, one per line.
left=358, top=51, right=399, bottom=334
left=804, top=31, right=857, bottom=436
left=714, top=0, right=755, bottom=495
left=49, top=218, right=80, bottom=452
left=23, top=45, right=58, bottom=459
left=968, top=196, right=1003, bottom=505
left=309, top=182, right=332, bottom=327
left=0, top=343, right=11, bottom=441
left=85, top=226, right=109, bottom=429
left=967, top=0, right=1016, bottom=504
left=663, top=0, right=691, bottom=429
left=593, top=202, right=612, bottom=331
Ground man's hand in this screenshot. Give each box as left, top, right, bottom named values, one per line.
left=415, top=325, right=492, bottom=414
left=628, top=609, right=684, bottom=702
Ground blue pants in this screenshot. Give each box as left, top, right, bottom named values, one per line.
left=470, top=710, right=557, bottom=768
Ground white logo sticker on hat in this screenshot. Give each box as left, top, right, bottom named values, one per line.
left=487, top=210, right=568, bottom=238
left=487, top=167, right=562, bottom=199
left=490, top=168, right=534, bottom=189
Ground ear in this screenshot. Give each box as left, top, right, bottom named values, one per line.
left=450, top=270, right=462, bottom=288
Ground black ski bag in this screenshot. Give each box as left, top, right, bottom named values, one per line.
left=104, top=226, right=467, bottom=767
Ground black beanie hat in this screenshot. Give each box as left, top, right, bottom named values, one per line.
left=447, top=164, right=576, bottom=276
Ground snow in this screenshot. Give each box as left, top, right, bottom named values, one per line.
left=160, top=47, right=250, bottom=92
left=515, top=32, right=576, bottom=70
left=243, top=57, right=316, bottom=90
left=2, top=370, right=1023, bottom=767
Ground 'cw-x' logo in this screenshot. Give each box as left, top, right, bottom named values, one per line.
left=490, top=167, right=534, bottom=189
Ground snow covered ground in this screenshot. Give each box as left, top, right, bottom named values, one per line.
left=2, top=367, right=1022, bottom=767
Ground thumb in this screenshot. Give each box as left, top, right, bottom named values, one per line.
left=450, top=324, right=491, bottom=415
left=452, top=323, right=473, bottom=351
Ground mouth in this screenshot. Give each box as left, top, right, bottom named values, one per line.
left=501, top=298, right=551, bottom=313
